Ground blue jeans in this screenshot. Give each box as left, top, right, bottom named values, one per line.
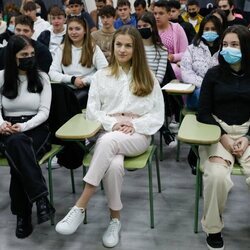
left=186, top=87, right=200, bottom=110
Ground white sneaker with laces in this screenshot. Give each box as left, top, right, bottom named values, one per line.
left=102, top=218, right=121, bottom=248
left=169, top=120, right=180, bottom=134
left=55, top=206, right=85, bottom=235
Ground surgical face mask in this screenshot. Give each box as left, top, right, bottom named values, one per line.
left=202, top=31, right=219, bottom=42
left=189, top=12, right=197, bottom=18
left=220, top=47, right=242, bottom=64
left=8, top=24, right=15, bottom=33
left=138, top=27, right=152, bottom=39
left=36, top=8, right=41, bottom=16
left=18, top=56, right=36, bottom=71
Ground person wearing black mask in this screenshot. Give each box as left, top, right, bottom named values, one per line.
left=138, top=12, right=178, bottom=148
left=217, top=0, right=248, bottom=27
left=0, top=34, right=55, bottom=239
left=182, top=0, right=203, bottom=32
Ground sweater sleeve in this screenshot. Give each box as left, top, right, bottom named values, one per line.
left=19, top=72, right=52, bottom=132
left=172, top=24, right=188, bottom=62
left=180, top=45, right=203, bottom=87
left=197, top=68, right=226, bottom=134
left=48, top=46, right=72, bottom=83
left=86, top=72, right=117, bottom=131
left=84, top=45, right=108, bottom=85
left=131, top=76, right=165, bottom=135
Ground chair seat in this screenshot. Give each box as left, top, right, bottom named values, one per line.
left=232, top=163, right=244, bottom=175
left=39, top=144, right=63, bottom=165
left=83, top=145, right=156, bottom=170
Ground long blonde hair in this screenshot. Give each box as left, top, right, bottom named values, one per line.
left=109, top=26, right=154, bottom=97
left=62, top=16, right=94, bottom=67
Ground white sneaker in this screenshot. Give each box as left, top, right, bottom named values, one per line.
left=169, top=138, right=178, bottom=149
left=102, top=218, right=121, bottom=248
left=47, top=156, right=61, bottom=169
left=55, top=206, right=85, bottom=235
left=169, top=120, right=180, bottom=134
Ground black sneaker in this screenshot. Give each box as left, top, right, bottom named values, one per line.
left=162, top=128, right=177, bottom=148
left=206, top=233, right=224, bottom=250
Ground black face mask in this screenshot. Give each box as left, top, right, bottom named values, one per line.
left=188, top=12, right=197, bottom=18
left=138, top=27, right=152, bottom=39
left=18, top=56, right=36, bottom=71
left=223, top=9, right=230, bottom=17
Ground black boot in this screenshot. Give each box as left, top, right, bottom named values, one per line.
left=16, top=215, right=33, bottom=239
left=36, top=196, right=55, bottom=224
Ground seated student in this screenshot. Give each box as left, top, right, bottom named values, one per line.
left=91, top=5, right=116, bottom=62
left=181, top=15, right=223, bottom=110
left=179, top=0, right=188, bottom=14
left=154, top=0, right=188, bottom=80
left=182, top=0, right=203, bottom=33
left=132, top=0, right=147, bottom=23
left=90, top=0, right=106, bottom=29
left=0, top=11, right=20, bottom=45
left=0, top=34, right=55, bottom=239
left=55, top=25, right=164, bottom=248
left=217, top=0, right=248, bottom=27
left=137, top=11, right=177, bottom=147
left=114, top=0, right=137, bottom=29
left=197, top=25, right=250, bottom=250
left=37, top=5, right=66, bottom=57
left=49, top=16, right=108, bottom=108
left=23, top=1, right=50, bottom=40
left=0, top=15, right=52, bottom=73
left=168, top=0, right=196, bottom=44
left=67, top=0, right=97, bottom=33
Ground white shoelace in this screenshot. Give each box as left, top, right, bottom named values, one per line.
left=62, top=207, right=84, bottom=224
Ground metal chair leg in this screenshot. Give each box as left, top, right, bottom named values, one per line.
left=154, top=147, right=161, bottom=193
left=148, top=160, right=154, bottom=229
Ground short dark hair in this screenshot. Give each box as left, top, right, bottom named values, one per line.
left=95, top=0, right=106, bottom=3
left=166, top=0, right=181, bottom=10
left=15, top=15, right=34, bottom=30
left=210, top=8, right=227, bottom=31
left=217, top=0, right=234, bottom=7
left=218, top=25, right=250, bottom=73
left=193, top=14, right=223, bottom=46
left=134, top=0, right=146, bottom=9
left=187, top=0, right=200, bottom=7
left=23, top=1, right=37, bottom=11
left=49, top=5, right=66, bottom=17
left=117, top=0, right=131, bottom=8
left=69, top=0, right=83, bottom=5
left=99, top=5, right=116, bottom=17
left=154, top=0, right=171, bottom=12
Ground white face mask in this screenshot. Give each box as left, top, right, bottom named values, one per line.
left=180, top=4, right=186, bottom=11
left=36, top=8, right=41, bottom=14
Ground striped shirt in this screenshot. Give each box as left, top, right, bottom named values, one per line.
left=144, top=45, right=168, bottom=84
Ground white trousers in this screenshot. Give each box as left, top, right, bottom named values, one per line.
left=199, top=118, right=250, bottom=234
left=83, top=131, right=151, bottom=211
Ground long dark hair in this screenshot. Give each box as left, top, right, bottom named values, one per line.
left=2, top=35, right=43, bottom=99
left=218, top=25, right=250, bottom=74
left=193, top=14, right=223, bottom=47
left=138, top=12, right=166, bottom=58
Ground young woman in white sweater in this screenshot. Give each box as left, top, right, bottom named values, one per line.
left=49, top=16, right=108, bottom=108
left=0, top=35, right=55, bottom=239
left=55, top=26, right=164, bottom=248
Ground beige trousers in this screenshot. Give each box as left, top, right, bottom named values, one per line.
left=199, top=118, right=250, bottom=234
left=83, top=131, right=151, bottom=211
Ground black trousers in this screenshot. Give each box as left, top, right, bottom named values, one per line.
left=1, top=121, right=51, bottom=217
left=73, top=86, right=89, bottom=109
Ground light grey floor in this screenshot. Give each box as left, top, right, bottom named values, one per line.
left=0, top=138, right=250, bottom=250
